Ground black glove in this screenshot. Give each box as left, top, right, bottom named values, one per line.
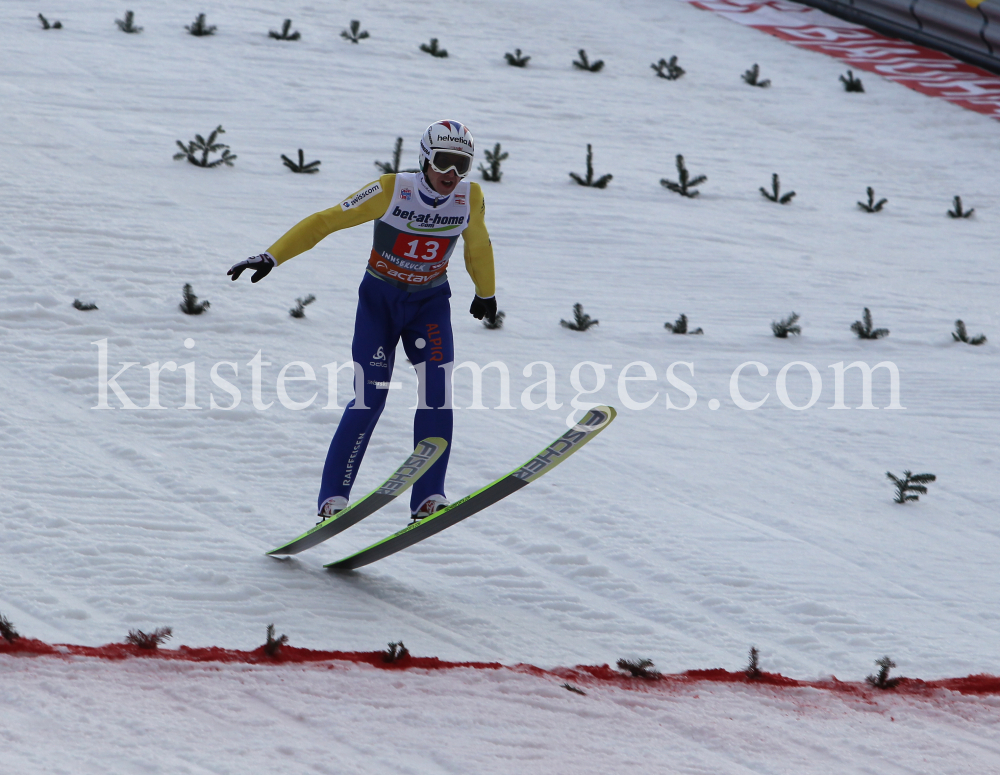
left=228, top=253, right=276, bottom=283
left=470, top=295, right=497, bottom=324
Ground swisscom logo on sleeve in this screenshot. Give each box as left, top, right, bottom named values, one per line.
left=342, top=181, right=382, bottom=210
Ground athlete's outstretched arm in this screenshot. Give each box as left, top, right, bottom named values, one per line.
left=463, top=183, right=497, bottom=322
left=228, top=174, right=394, bottom=281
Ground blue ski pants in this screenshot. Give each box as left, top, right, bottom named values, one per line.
left=318, top=272, right=454, bottom=513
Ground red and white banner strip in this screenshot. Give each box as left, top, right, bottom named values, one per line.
left=685, top=0, right=1000, bottom=120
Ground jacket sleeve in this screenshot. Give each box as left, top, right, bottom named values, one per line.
left=462, top=182, right=496, bottom=298
left=266, top=175, right=395, bottom=265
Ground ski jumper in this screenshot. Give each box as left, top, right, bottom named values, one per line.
left=265, top=172, right=495, bottom=512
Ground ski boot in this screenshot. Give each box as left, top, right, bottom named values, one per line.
left=316, top=496, right=348, bottom=525
left=410, top=495, right=449, bottom=523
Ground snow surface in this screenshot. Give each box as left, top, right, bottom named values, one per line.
left=4, top=651, right=1000, bottom=774
left=1, top=0, right=999, bottom=770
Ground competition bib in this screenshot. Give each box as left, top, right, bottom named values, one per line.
left=368, top=173, right=471, bottom=289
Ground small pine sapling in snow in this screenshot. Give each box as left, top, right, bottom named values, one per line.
left=375, top=137, right=404, bottom=174
left=651, top=56, right=685, bottom=80
left=186, top=14, right=216, bottom=36
left=661, top=155, right=706, bottom=198
left=745, top=646, right=762, bottom=679
left=887, top=470, right=936, bottom=503
left=569, top=144, right=612, bottom=188
left=289, top=294, right=316, bottom=318
left=561, top=683, right=586, bottom=695
left=742, top=64, right=770, bottom=87
left=39, top=14, right=62, bottom=29
left=952, top=320, right=986, bottom=345
left=479, top=142, right=508, bottom=182
left=561, top=303, right=598, bottom=331
left=948, top=196, right=974, bottom=218
left=664, top=313, right=703, bottom=334
left=840, top=70, right=864, bottom=92
left=375, top=137, right=418, bottom=174
left=268, top=19, right=300, bottom=41
left=115, top=11, right=142, bottom=34
left=760, top=173, right=795, bottom=204
left=341, top=20, right=369, bottom=43
left=772, top=312, right=801, bottom=338
left=857, top=186, right=887, bottom=213
left=180, top=283, right=210, bottom=315
left=73, top=299, right=98, bottom=311
left=504, top=48, right=530, bottom=67
left=616, top=658, right=661, bottom=679
left=282, top=149, right=321, bottom=174
left=573, top=49, right=604, bottom=72
left=420, top=38, right=448, bottom=58
left=851, top=307, right=888, bottom=339
left=264, top=624, right=289, bottom=656
left=383, top=641, right=409, bottom=663
left=866, top=656, right=902, bottom=689
left=483, top=310, right=505, bottom=330
left=0, top=613, right=20, bottom=642
left=126, top=627, right=173, bottom=649
left=174, top=125, right=236, bottom=168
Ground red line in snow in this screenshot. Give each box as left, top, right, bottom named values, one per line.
left=685, top=0, right=1000, bottom=120
left=3, top=638, right=999, bottom=697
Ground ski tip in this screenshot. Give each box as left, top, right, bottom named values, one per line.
left=571, top=405, right=616, bottom=432
left=416, top=436, right=448, bottom=453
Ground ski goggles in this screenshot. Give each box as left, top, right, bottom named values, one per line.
left=427, top=149, right=473, bottom=177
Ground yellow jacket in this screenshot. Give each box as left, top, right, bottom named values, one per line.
left=266, top=174, right=496, bottom=297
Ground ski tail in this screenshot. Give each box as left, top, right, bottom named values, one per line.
left=326, top=406, right=616, bottom=570
left=267, top=437, right=448, bottom=556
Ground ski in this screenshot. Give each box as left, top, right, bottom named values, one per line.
left=267, top=437, right=447, bottom=556
left=326, top=406, right=616, bottom=570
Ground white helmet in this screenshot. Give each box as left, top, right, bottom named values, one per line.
left=418, top=120, right=475, bottom=177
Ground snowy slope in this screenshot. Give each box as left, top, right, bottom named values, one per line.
left=2, top=0, right=1000, bottom=767
left=4, top=652, right=1000, bottom=775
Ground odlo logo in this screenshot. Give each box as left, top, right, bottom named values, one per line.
left=370, top=346, right=388, bottom=368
